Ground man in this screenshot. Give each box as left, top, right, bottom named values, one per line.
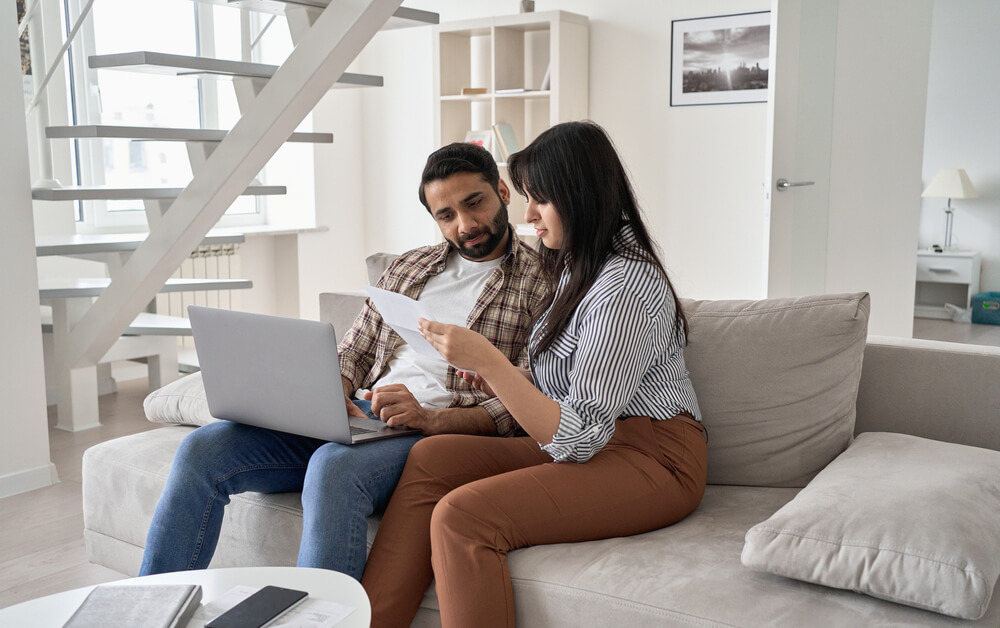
left=138, top=142, right=547, bottom=581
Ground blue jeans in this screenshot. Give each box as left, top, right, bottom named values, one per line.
left=138, top=400, right=422, bottom=581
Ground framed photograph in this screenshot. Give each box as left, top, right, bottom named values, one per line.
left=464, top=129, right=493, bottom=152
left=670, top=11, right=770, bottom=107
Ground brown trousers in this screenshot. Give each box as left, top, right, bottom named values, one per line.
left=361, top=414, right=707, bottom=628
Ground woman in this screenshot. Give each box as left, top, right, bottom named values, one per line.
left=361, top=121, right=707, bottom=628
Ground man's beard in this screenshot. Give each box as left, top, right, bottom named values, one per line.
left=451, top=202, right=509, bottom=260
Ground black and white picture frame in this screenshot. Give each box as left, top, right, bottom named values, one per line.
left=670, top=11, right=770, bottom=107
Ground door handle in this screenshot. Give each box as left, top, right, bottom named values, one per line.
left=776, top=178, right=815, bottom=191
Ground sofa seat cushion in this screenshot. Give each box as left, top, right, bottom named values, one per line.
left=82, top=426, right=305, bottom=575
left=682, top=293, right=870, bottom=488
left=83, top=428, right=1000, bottom=626
left=742, top=432, right=1000, bottom=620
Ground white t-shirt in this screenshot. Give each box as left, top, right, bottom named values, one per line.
left=367, top=251, right=505, bottom=409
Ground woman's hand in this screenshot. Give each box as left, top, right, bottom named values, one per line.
left=418, top=319, right=503, bottom=374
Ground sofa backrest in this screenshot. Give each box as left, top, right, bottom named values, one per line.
left=682, top=293, right=870, bottom=488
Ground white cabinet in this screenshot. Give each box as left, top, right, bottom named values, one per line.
left=432, top=11, right=588, bottom=221
left=914, top=249, right=981, bottom=319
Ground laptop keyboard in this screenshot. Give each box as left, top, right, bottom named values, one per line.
left=350, top=425, right=378, bottom=436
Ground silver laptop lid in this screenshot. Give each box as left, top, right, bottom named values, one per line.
left=188, top=305, right=352, bottom=443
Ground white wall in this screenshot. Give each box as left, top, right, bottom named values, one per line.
left=824, top=0, right=932, bottom=337
left=920, top=0, right=1000, bottom=294
left=1, top=5, right=57, bottom=498
left=313, top=0, right=771, bottom=300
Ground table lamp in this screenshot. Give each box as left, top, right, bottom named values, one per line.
left=921, top=168, right=978, bottom=250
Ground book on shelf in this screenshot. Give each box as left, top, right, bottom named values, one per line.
left=465, top=129, right=493, bottom=152
left=460, top=87, right=488, bottom=95
left=63, top=584, right=202, bottom=628
left=495, top=88, right=528, bottom=94
left=493, top=123, right=521, bottom=162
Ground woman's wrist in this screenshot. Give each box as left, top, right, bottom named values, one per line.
left=476, top=347, right=513, bottom=382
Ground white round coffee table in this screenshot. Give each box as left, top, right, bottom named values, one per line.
left=0, top=566, right=370, bottom=627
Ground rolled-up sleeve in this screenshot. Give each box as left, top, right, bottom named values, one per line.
left=540, top=282, right=669, bottom=463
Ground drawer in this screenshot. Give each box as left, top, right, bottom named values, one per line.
left=916, top=255, right=974, bottom=284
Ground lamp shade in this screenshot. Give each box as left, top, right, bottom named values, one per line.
left=921, top=168, right=979, bottom=199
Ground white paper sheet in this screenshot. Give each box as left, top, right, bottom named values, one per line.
left=364, top=286, right=443, bottom=362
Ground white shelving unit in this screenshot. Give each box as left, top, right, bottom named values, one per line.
left=433, top=10, right=588, bottom=221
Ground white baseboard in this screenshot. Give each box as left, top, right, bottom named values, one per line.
left=0, top=462, right=59, bottom=499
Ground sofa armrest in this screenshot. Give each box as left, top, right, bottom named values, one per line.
left=856, top=336, right=1000, bottom=451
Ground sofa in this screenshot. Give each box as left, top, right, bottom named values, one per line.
left=82, top=278, right=1000, bottom=626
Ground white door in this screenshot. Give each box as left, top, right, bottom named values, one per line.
left=764, top=0, right=934, bottom=337
left=763, top=0, right=838, bottom=299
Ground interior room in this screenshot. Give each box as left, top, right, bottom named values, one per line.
left=2, top=0, right=999, bottom=623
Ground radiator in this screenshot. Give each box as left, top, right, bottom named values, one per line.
left=156, top=243, right=242, bottom=349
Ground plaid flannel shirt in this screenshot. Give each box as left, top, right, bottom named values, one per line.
left=338, top=228, right=548, bottom=436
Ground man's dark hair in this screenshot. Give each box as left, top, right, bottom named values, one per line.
left=418, top=142, right=502, bottom=212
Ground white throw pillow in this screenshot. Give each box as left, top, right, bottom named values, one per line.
left=143, top=372, right=217, bottom=426
left=742, top=432, right=1000, bottom=619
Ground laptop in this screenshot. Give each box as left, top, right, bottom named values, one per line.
left=188, top=305, right=419, bottom=444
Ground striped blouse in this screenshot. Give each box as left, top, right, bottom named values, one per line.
left=530, top=226, right=702, bottom=463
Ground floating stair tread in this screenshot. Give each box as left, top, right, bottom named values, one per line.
left=41, top=309, right=192, bottom=336
left=46, top=125, right=332, bottom=144
left=39, top=277, right=253, bottom=299
left=88, top=51, right=382, bottom=87
left=32, top=185, right=286, bottom=201
left=193, top=1, right=438, bottom=29
left=36, top=231, right=245, bottom=256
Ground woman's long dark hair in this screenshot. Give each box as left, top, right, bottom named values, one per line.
left=507, top=121, right=688, bottom=361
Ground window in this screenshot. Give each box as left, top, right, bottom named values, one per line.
left=62, top=0, right=312, bottom=231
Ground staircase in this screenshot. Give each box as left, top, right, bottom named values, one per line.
left=24, top=0, right=438, bottom=431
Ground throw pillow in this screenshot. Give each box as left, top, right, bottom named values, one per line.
left=681, top=292, right=869, bottom=487
left=742, top=432, right=1000, bottom=620
left=143, top=372, right=217, bottom=427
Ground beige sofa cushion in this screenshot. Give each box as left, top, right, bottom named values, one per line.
left=682, top=292, right=870, bottom=487
left=742, top=432, right=1000, bottom=620
left=143, top=372, right=216, bottom=427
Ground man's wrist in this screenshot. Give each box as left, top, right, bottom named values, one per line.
left=429, top=406, right=497, bottom=436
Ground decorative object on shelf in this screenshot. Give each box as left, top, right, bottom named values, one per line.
left=921, top=168, right=979, bottom=251
left=539, top=63, right=551, bottom=91
left=670, top=11, right=770, bottom=107
left=493, top=123, right=521, bottom=161
left=520, top=0, right=534, bottom=13
left=464, top=130, right=493, bottom=152
left=460, top=87, right=488, bottom=95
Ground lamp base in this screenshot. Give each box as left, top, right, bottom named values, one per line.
left=943, top=207, right=955, bottom=250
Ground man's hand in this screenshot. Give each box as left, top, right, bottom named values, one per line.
left=457, top=366, right=531, bottom=397
left=342, top=376, right=367, bottom=418
left=364, top=384, right=443, bottom=433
